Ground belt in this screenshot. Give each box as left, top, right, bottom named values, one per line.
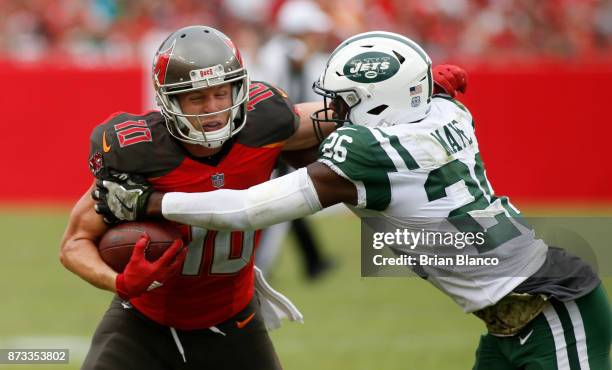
left=473, top=293, right=549, bottom=336
left=116, top=294, right=260, bottom=335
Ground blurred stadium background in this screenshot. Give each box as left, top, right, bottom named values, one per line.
left=1, top=0, right=610, bottom=369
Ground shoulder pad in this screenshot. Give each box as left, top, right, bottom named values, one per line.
left=237, top=81, right=299, bottom=147
left=88, top=111, right=184, bottom=179
left=317, top=125, right=396, bottom=211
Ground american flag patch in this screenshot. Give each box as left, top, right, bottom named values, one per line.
left=410, top=85, right=422, bottom=96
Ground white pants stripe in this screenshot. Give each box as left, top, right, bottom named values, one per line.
left=564, top=301, right=591, bottom=370
left=543, top=304, right=571, bottom=370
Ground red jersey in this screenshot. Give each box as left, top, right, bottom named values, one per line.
left=88, top=81, right=298, bottom=329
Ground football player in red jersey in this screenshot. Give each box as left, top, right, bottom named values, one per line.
left=60, top=25, right=467, bottom=370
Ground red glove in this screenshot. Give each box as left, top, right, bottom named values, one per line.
left=433, top=64, right=468, bottom=98
left=115, top=234, right=186, bottom=300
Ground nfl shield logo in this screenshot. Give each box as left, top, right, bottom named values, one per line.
left=211, top=173, right=225, bottom=188
left=88, top=151, right=105, bottom=176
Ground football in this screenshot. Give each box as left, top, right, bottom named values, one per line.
left=98, top=221, right=183, bottom=272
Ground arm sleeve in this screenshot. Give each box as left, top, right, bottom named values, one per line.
left=161, top=168, right=322, bottom=230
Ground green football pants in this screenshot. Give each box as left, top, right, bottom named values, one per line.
left=473, top=284, right=611, bottom=370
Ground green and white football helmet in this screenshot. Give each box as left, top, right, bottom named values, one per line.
left=312, top=31, right=432, bottom=131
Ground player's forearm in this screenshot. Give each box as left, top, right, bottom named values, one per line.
left=283, top=102, right=336, bottom=150
left=60, top=240, right=117, bottom=293
left=158, top=168, right=322, bottom=230
left=60, top=184, right=117, bottom=293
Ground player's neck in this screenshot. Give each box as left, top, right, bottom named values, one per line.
left=182, top=142, right=223, bottom=158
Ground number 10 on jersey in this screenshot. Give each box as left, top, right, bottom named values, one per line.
left=180, top=226, right=255, bottom=276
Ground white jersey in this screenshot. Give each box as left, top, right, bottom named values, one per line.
left=317, top=96, right=547, bottom=312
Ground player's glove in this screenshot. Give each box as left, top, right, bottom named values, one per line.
left=115, top=233, right=187, bottom=300
left=433, top=64, right=468, bottom=98
left=92, top=172, right=153, bottom=224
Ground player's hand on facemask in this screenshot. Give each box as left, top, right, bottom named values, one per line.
left=433, top=64, right=468, bottom=98
left=115, top=234, right=187, bottom=300
left=92, top=171, right=153, bottom=224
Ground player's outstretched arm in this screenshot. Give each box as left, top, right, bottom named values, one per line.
left=157, top=162, right=356, bottom=230
left=282, top=102, right=336, bottom=151
left=306, top=162, right=357, bottom=207
left=94, top=163, right=355, bottom=231
left=60, top=183, right=117, bottom=292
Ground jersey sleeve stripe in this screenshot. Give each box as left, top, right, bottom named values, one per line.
left=473, top=152, right=492, bottom=201
left=317, top=158, right=367, bottom=208
left=371, top=128, right=419, bottom=171
left=374, top=128, right=420, bottom=170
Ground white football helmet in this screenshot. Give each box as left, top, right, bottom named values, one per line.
left=312, top=31, right=432, bottom=130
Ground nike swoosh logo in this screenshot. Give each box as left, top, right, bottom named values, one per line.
left=102, top=132, right=111, bottom=153
left=519, top=329, right=533, bottom=345
left=236, top=312, right=256, bottom=329
left=114, top=194, right=134, bottom=213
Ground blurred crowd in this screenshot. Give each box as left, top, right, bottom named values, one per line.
left=1, top=0, right=611, bottom=99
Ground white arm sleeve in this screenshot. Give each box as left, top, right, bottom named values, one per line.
left=161, top=167, right=322, bottom=230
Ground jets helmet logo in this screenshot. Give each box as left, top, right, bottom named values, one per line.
left=343, top=52, right=400, bottom=83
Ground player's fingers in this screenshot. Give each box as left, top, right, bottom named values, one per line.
left=92, top=181, right=108, bottom=201
left=444, top=69, right=459, bottom=89
left=94, top=201, right=110, bottom=215
left=449, top=66, right=468, bottom=93
left=165, top=247, right=187, bottom=277
left=436, top=78, right=455, bottom=98
left=157, top=239, right=185, bottom=266
left=131, top=233, right=150, bottom=260
left=102, top=180, right=121, bottom=191
left=434, top=65, right=457, bottom=97
left=102, top=216, right=118, bottom=225
left=459, top=74, right=467, bottom=93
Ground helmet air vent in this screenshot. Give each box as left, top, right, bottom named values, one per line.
left=367, top=104, right=389, bottom=115
left=392, top=50, right=405, bottom=64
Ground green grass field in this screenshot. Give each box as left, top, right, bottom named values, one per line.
left=0, top=206, right=610, bottom=369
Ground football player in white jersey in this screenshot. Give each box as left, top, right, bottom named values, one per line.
left=96, top=32, right=610, bottom=370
